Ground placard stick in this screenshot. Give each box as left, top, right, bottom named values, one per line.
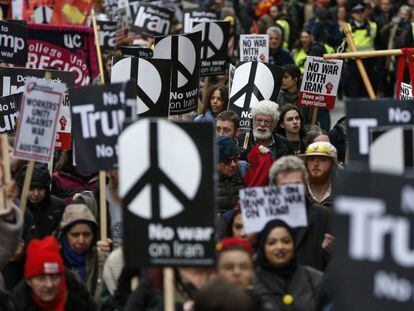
left=0, top=135, right=12, bottom=213
left=19, top=160, right=34, bottom=214
left=164, top=267, right=175, bottom=311
left=324, top=49, right=403, bottom=60
left=200, top=77, right=209, bottom=114
left=341, top=23, right=376, bottom=100
left=311, top=108, right=318, bottom=126
left=92, top=8, right=108, bottom=240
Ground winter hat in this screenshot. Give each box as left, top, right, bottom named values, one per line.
left=17, top=163, right=50, bottom=189
left=25, top=236, right=64, bottom=279
left=59, top=204, right=97, bottom=230
left=216, top=237, right=253, bottom=257
left=217, top=136, right=240, bottom=163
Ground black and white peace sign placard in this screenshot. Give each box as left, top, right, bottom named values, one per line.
left=154, top=31, right=201, bottom=115
left=192, top=21, right=230, bottom=76
left=229, top=61, right=283, bottom=131
left=111, top=57, right=171, bottom=117
left=120, top=118, right=215, bottom=267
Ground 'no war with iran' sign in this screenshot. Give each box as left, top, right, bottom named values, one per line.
left=298, top=56, right=343, bottom=110
left=239, top=34, right=269, bottom=63
left=240, top=184, right=307, bottom=234
left=13, top=78, right=65, bottom=163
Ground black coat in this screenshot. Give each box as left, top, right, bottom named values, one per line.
left=12, top=270, right=96, bottom=311
left=216, top=170, right=246, bottom=214
left=27, top=193, right=66, bottom=238
left=294, top=200, right=332, bottom=271
left=253, top=266, right=323, bottom=311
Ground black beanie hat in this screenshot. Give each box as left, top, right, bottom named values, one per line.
left=17, top=163, right=51, bottom=189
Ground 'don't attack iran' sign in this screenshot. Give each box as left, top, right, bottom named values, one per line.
left=13, top=78, right=64, bottom=163
left=132, top=3, right=174, bottom=37
left=120, top=119, right=215, bottom=267
left=239, top=34, right=269, bottom=63
left=97, top=20, right=117, bottom=52
left=298, top=56, right=343, bottom=110
left=183, top=8, right=218, bottom=33
left=240, top=184, right=307, bottom=234
left=333, top=170, right=414, bottom=311
left=193, top=21, right=230, bottom=76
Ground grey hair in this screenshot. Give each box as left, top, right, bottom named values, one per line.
left=251, top=100, right=280, bottom=122
left=267, top=26, right=283, bottom=37
left=269, top=155, right=308, bottom=184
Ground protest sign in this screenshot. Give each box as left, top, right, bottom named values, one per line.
left=0, top=67, right=75, bottom=151
left=298, top=56, right=343, bottom=110
left=50, top=0, right=93, bottom=25
left=333, top=170, right=414, bottom=311
left=346, top=99, right=414, bottom=170
left=111, top=57, right=171, bottom=117
left=132, top=4, right=173, bottom=37
left=154, top=31, right=201, bottom=115
left=120, top=46, right=153, bottom=59
left=192, top=21, right=229, bottom=76
left=0, top=94, right=21, bottom=134
left=0, top=19, right=28, bottom=65
left=26, top=23, right=99, bottom=87
left=183, top=8, right=218, bottom=33
left=229, top=61, right=282, bottom=131
left=70, top=82, right=136, bottom=173
left=239, top=34, right=269, bottom=62
left=97, top=20, right=117, bottom=52
left=400, top=82, right=413, bottom=100
left=239, top=184, right=307, bottom=234
left=32, top=5, right=53, bottom=23
left=120, top=119, right=215, bottom=267
left=13, top=78, right=65, bottom=163
left=0, top=134, right=12, bottom=214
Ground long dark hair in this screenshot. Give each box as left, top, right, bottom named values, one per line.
left=200, top=84, right=228, bottom=116
left=275, top=104, right=307, bottom=140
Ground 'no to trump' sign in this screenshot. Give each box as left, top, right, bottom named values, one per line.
left=298, top=56, right=343, bottom=110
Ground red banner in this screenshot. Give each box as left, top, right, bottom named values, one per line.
left=50, top=0, right=93, bottom=25
left=298, top=92, right=336, bottom=110
left=26, top=23, right=98, bottom=87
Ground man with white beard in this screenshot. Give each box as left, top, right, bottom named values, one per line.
left=238, top=100, right=291, bottom=161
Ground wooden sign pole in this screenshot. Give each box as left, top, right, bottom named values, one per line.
left=0, top=135, right=12, bottom=213
left=92, top=8, right=108, bottom=240
left=164, top=267, right=175, bottom=311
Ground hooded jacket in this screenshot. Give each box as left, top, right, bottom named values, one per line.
left=58, top=204, right=108, bottom=301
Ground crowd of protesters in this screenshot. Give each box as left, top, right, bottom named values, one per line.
left=0, top=0, right=413, bottom=310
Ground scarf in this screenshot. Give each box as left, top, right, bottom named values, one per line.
left=61, top=237, right=87, bottom=280
left=31, top=274, right=67, bottom=311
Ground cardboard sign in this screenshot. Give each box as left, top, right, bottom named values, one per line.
left=120, top=119, right=215, bottom=267
left=111, top=57, right=171, bottom=117
left=154, top=31, right=201, bottom=115
left=70, top=82, right=136, bottom=173
left=333, top=170, right=414, bottom=311
left=240, top=184, right=307, bottom=234
left=13, top=78, right=64, bottom=163
left=0, top=19, right=28, bottom=65
left=346, top=99, right=414, bottom=169
left=50, top=0, right=93, bottom=25
left=97, top=20, right=117, bottom=52
left=0, top=134, right=12, bottom=214
left=26, top=23, right=99, bottom=87
left=400, top=82, right=413, bottom=100
left=0, top=67, right=75, bottom=151
left=298, top=56, right=343, bottom=110
left=0, top=94, right=21, bottom=134
left=193, top=21, right=229, bottom=76
left=229, top=61, right=282, bottom=131
left=120, top=46, right=153, bottom=58
left=183, top=8, right=218, bottom=33
left=132, top=4, right=173, bottom=37
left=239, top=34, right=269, bottom=62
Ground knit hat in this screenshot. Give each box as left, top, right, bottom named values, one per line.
left=59, top=204, right=97, bottom=230
left=17, top=163, right=50, bottom=189
left=216, top=136, right=239, bottom=163
left=216, top=237, right=253, bottom=257
left=25, top=236, right=64, bottom=279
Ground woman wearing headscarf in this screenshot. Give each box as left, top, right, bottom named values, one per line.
left=253, top=220, right=323, bottom=311
left=58, top=204, right=111, bottom=301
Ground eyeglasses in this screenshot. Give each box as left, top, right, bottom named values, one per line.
left=254, top=118, right=273, bottom=125
left=223, top=156, right=240, bottom=165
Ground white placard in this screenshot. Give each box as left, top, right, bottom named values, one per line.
left=400, top=82, right=413, bottom=100
left=240, top=184, right=307, bottom=234
left=239, top=34, right=269, bottom=62
left=13, top=78, right=65, bottom=163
